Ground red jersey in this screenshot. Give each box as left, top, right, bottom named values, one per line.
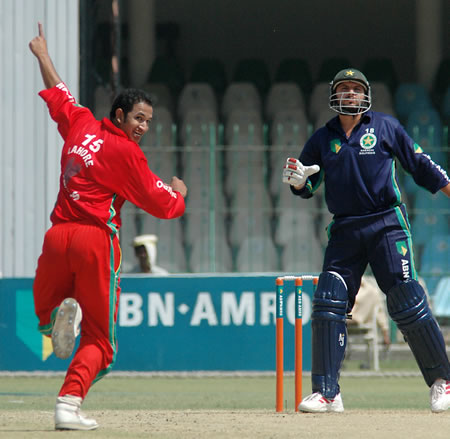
left=39, top=83, right=185, bottom=234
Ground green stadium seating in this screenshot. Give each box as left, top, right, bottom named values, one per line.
left=275, top=58, right=313, bottom=99
left=233, top=58, right=271, bottom=96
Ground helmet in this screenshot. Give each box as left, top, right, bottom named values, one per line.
left=329, top=68, right=371, bottom=115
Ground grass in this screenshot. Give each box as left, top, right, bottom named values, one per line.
left=0, top=365, right=430, bottom=413
left=0, top=369, right=437, bottom=439
left=342, top=353, right=419, bottom=372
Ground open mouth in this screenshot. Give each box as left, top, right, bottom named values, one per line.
left=133, top=132, right=143, bottom=142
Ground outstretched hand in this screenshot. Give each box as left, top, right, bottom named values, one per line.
left=29, top=22, right=48, bottom=58
left=282, top=157, right=320, bottom=189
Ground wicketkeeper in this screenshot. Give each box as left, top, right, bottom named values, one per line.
left=282, top=67, right=450, bottom=413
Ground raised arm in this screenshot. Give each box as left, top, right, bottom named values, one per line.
left=29, top=22, right=62, bottom=89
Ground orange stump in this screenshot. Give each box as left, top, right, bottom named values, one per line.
left=275, top=277, right=284, bottom=413
left=294, top=277, right=303, bottom=412
left=275, top=275, right=319, bottom=413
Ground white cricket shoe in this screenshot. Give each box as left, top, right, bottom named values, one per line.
left=430, top=379, right=450, bottom=413
left=298, top=392, right=344, bottom=413
left=52, top=298, right=82, bottom=359
left=55, top=395, right=98, bottom=430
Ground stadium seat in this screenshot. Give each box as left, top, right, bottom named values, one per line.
left=270, top=108, right=309, bottom=147
left=156, top=237, right=187, bottom=273
left=273, top=208, right=317, bottom=246
left=275, top=58, right=313, bottom=99
left=406, top=108, right=444, bottom=164
left=273, top=182, right=322, bottom=213
left=190, top=57, right=228, bottom=97
left=413, top=189, right=449, bottom=212
left=226, top=174, right=273, bottom=243
left=139, top=211, right=184, bottom=242
left=432, top=276, right=450, bottom=318
left=269, top=143, right=303, bottom=176
left=432, top=58, right=450, bottom=105
left=184, top=210, right=227, bottom=246
left=180, top=146, right=225, bottom=192
left=141, top=144, right=178, bottom=183
left=309, top=82, right=331, bottom=123
left=232, top=58, right=271, bottom=97
left=229, top=209, right=273, bottom=249
left=141, top=82, right=175, bottom=115
left=224, top=150, right=268, bottom=197
left=222, top=82, right=262, bottom=120
left=177, top=82, right=218, bottom=120
left=394, top=83, right=433, bottom=122
left=147, top=55, right=185, bottom=96
left=183, top=177, right=227, bottom=212
left=281, top=237, right=323, bottom=273
left=314, top=107, right=337, bottom=130
left=371, top=104, right=397, bottom=118
left=143, top=107, right=176, bottom=147
left=317, top=57, right=352, bottom=82
left=420, top=235, right=450, bottom=296
left=93, top=84, right=113, bottom=120
left=179, top=108, right=218, bottom=147
left=270, top=157, right=309, bottom=204
left=182, top=152, right=227, bottom=253
left=441, top=85, right=450, bottom=119
left=228, top=176, right=272, bottom=207
left=399, top=173, right=420, bottom=206
left=363, top=57, right=398, bottom=93
left=412, top=209, right=448, bottom=251
left=119, top=201, right=139, bottom=273
left=224, top=108, right=264, bottom=146
left=188, top=233, right=233, bottom=273
left=235, top=236, right=279, bottom=272
left=265, top=82, right=306, bottom=122
left=370, top=81, right=394, bottom=113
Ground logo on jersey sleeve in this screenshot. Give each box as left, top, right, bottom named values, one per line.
left=56, top=82, right=76, bottom=103
left=330, top=138, right=342, bottom=154
left=413, top=143, right=423, bottom=153
left=396, top=241, right=408, bottom=256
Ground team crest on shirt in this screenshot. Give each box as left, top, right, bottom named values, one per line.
left=359, top=131, right=377, bottom=155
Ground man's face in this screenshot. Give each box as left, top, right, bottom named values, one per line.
left=118, top=102, right=153, bottom=144
left=335, top=81, right=366, bottom=109
left=135, top=245, right=148, bottom=264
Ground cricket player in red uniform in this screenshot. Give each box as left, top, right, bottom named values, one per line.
left=30, top=23, right=187, bottom=430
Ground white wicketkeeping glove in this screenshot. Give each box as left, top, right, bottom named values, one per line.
left=282, top=158, right=320, bottom=188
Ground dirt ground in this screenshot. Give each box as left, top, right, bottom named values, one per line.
left=1, top=409, right=450, bottom=439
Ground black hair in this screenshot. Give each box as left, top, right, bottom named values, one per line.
left=109, top=88, right=153, bottom=121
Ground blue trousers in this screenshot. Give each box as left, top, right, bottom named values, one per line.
left=323, top=204, right=417, bottom=309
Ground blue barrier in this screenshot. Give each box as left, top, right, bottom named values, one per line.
left=0, top=274, right=315, bottom=372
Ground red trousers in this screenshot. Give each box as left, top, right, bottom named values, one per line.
left=33, top=222, right=121, bottom=399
